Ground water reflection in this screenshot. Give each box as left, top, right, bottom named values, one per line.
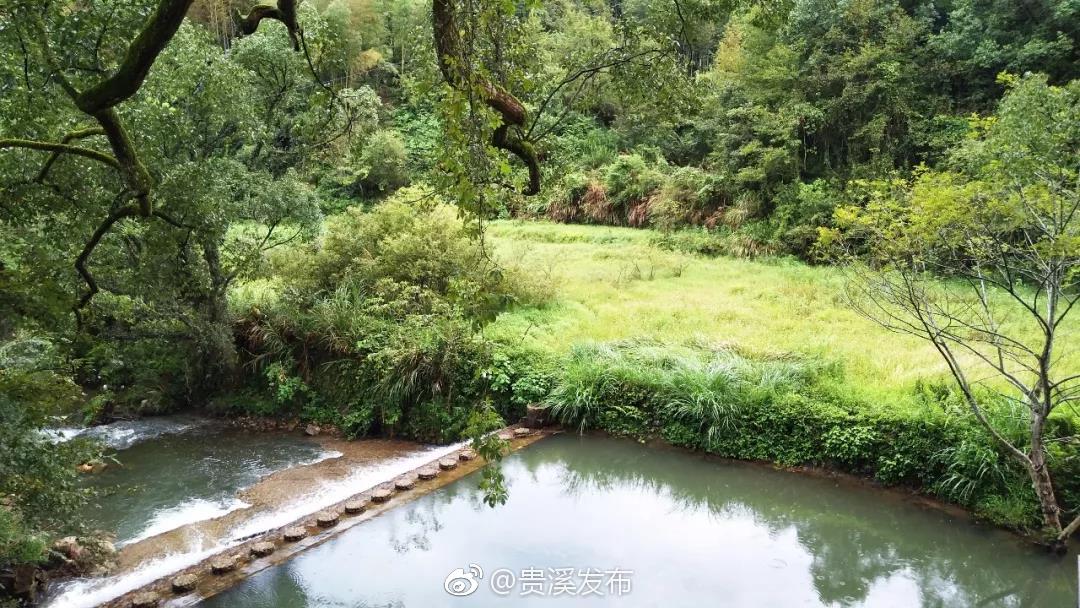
left=202, top=435, right=1077, bottom=607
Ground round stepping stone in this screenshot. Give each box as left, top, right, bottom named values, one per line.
left=210, top=556, right=237, bottom=575
left=316, top=511, right=339, bottom=527
left=171, top=573, right=198, bottom=594
left=131, top=591, right=160, bottom=607
left=371, top=488, right=393, bottom=503
left=438, top=458, right=458, bottom=470
left=418, top=467, right=438, bottom=480
left=283, top=526, right=307, bottom=542
left=344, top=499, right=368, bottom=514
left=514, top=427, right=532, bottom=437
left=394, top=475, right=416, bottom=490
left=250, top=541, right=275, bottom=557
left=459, top=449, right=476, bottom=461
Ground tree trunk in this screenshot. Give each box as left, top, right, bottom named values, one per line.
left=1028, top=449, right=1065, bottom=549
left=199, top=240, right=239, bottom=394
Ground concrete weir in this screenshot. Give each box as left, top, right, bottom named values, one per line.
left=103, top=427, right=554, bottom=608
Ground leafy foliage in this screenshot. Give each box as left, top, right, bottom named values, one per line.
left=232, top=189, right=541, bottom=441
left=2, top=0, right=1080, bottom=581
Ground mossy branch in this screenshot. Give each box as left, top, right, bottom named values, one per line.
left=0, top=138, right=120, bottom=171
left=74, top=0, right=198, bottom=114
left=34, top=127, right=107, bottom=182
left=73, top=202, right=141, bottom=323
left=27, top=1, right=196, bottom=316
left=233, top=1, right=301, bottom=50
left=432, top=0, right=541, bottom=195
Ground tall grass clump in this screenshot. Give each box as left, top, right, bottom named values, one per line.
left=546, top=340, right=829, bottom=438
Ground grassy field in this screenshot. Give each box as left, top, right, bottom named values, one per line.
left=483, top=221, right=990, bottom=406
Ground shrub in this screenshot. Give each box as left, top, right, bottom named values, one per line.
left=551, top=120, right=619, bottom=170
left=0, top=334, right=98, bottom=570
left=649, top=225, right=778, bottom=259
left=357, top=129, right=409, bottom=193
left=648, top=166, right=725, bottom=230
left=234, top=188, right=545, bottom=442
left=769, top=179, right=844, bottom=258
left=484, top=343, right=558, bottom=422
left=603, top=154, right=664, bottom=215
left=546, top=172, right=592, bottom=223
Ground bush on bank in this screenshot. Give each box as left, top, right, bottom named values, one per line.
left=0, top=335, right=98, bottom=573
left=227, top=188, right=544, bottom=442
left=534, top=153, right=849, bottom=260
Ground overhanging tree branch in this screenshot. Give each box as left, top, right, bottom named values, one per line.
left=1060, top=513, right=1080, bottom=542
left=74, top=0, right=198, bottom=114
left=0, top=137, right=119, bottom=171
left=73, top=200, right=141, bottom=324
left=432, top=0, right=541, bottom=195
left=33, top=127, right=108, bottom=182
left=233, top=1, right=301, bottom=51
left=26, top=0, right=249, bottom=314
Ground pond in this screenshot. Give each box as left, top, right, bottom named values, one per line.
left=201, top=434, right=1078, bottom=607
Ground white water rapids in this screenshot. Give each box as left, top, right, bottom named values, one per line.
left=43, top=441, right=467, bottom=608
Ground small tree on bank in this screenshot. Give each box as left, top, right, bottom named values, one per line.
left=826, top=74, right=1080, bottom=549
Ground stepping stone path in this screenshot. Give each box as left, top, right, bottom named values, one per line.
left=371, top=487, right=393, bottom=503
left=283, top=526, right=307, bottom=542
left=394, top=475, right=416, bottom=490
left=210, top=556, right=237, bottom=575
left=131, top=591, right=160, bottom=607
left=459, top=449, right=476, bottom=461
left=344, top=499, right=368, bottom=514
left=418, top=467, right=438, bottom=480
left=250, top=542, right=275, bottom=557
left=171, top=574, right=198, bottom=594
left=316, top=511, right=339, bottom=527
left=438, top=457, right=458, bottom=470
left=514, top=427, right=532, bottom=437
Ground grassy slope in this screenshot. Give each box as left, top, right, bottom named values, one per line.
left=483, top=221, right=1062, bottom=410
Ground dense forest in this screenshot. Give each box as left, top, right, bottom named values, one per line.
left=1, top=0, right=1079, bottom=596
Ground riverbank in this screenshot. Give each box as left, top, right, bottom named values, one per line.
left=479, top=222, right=1080, bottom=538
left=526, top=339, right=1080, bottom=540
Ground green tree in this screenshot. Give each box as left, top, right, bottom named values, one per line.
left=835, top=74, right=1080, bottom=548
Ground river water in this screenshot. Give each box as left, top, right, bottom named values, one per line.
left=79, top=424, right=332, bottom=547
left=200, top=434, right=1077, bottom=607
left=42, top=418, right=463, bottom=608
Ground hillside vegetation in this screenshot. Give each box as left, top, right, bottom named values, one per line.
left=2, top=0, right=1079, bottom=580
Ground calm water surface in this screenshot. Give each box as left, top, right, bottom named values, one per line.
left=202, top=435, right=1077, bottom=607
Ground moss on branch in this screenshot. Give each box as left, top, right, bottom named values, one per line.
left=0, top=138, right=120, bottom=171
left=432, top=0, right=541, bottom=195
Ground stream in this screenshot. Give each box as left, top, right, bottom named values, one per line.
left=39, top=422, right=1079, bottom=607
left=202, top=434, right=1077, bottom=607
left=41, top=417, right=464, bottom=608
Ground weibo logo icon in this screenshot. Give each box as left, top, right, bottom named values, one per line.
left=444, top=563, right=484, bottom=596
